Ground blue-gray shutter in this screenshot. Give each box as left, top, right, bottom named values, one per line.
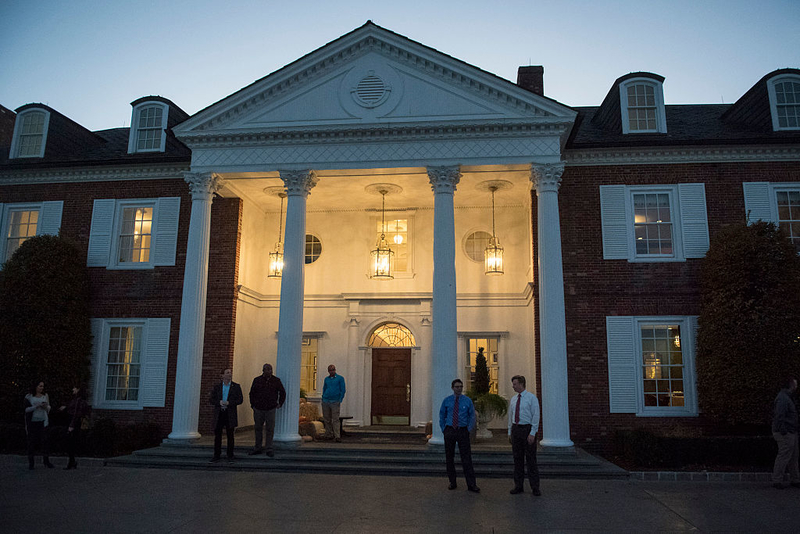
left=37, top=201, right=63, bottom=236
left=90, top=318, right=105, bottom=405
left=678, top=184, right=709, bottom=258
left=742, top=182, right=773, bottom=224
left=152, top=197, right=180, bottom=266
left=140, top=318, right=170, bottom=407
left=687, top=316, right=700, bottom=414
left=600, top=185, right=629, bottom=259
left=87, top=199, right=116, bottom=267
left=606, top=316, right=638, bottom=413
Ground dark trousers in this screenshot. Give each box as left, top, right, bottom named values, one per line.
left=26, top=421, right=50, bottom=466
left=213, top=410, right=235, bottom=459
left=511, top=424, right=540, bottom=491
left=66, top=427, right=81, bottom=465
left=444, top=426, right=477, bottom=488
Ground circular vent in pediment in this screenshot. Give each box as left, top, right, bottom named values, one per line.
left=352, top=71, right=391, bottom=108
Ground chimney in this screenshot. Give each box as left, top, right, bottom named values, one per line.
left=517, top=66, right=544, bottom=96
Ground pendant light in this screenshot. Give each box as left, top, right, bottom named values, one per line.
left=268, top=192, right=286, bottom=278
left=484, top=184, right=504, bottom=276
left=370, top=189, right=394, bottom=280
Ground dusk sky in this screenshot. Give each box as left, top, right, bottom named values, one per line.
left=1, top=0, right=797, bottom=132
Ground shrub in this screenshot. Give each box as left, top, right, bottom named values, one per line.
left=0, top=235, right=92, bottom=424
left=696, top=221, right=800, bottom=426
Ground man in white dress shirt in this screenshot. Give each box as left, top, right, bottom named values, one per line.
left=507, top=375, right=541, bottom=496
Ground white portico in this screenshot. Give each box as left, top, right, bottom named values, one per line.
left=169, top=22, right=576, bottom=447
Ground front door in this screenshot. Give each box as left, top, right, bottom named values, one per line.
left=371, top=348, right=411, bottom=425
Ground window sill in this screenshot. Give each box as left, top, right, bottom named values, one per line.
left=105, top=263, right=156, bottom=270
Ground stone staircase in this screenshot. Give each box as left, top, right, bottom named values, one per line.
left=105, top=427, right=628, bottom=479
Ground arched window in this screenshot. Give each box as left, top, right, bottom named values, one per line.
left=768, top=75, right=800, bottom=131
left=10, top=109, right=50, bottom=158
left=619, top=78, right=667, bottom=134
left=368, top=323, right=415, bottom=347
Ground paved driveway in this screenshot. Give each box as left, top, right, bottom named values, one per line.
left=2, top=459, right=798, bottom=533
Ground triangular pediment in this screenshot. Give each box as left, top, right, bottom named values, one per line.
left=175, top=22, right=575, bottom=137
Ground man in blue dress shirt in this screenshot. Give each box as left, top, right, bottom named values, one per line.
left=321, top=364, right=346, bottom=442
left=507, top=374, right=541, bottom=495
left=439, top=379, right=480, bottom=493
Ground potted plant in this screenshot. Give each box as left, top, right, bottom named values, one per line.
left=466, top=348, right=507, bottom=439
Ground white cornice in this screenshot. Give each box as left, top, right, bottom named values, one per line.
left=179, top=121, right=571, bottom=149
left=565, top=145, right=800, bottom=166
left=0, top=164, right=189, bottom=185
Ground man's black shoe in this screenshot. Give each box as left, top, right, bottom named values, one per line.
left=247, top=449, right=263, bottom=456
left=532, top=488, right=542, bottom=496
left=227, top=456, right=235, bottom=463
left=266, top=450, right=275, bottom=457
left=448, top=483, right=457, bottom=490
left=468, top=486, right=481, bottom=493
left=510, top=487, right=524, bottom=495
left=209, top=457, right=221, bottom=463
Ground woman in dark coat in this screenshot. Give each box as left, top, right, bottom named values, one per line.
left=24, top=380, right=54, bottom=469
left=59, top=385, right=90, bottom=469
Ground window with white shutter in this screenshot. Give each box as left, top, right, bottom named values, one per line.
left=0, top=201, right=64, bottom=263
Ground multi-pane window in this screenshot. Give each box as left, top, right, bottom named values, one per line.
left=136, top=106, right=164, bottom=151
left=464, top=231, right=492, bottom=262
left=105, top=326, right=142, bottom=402
left=465, top=338, right=499, bottom=394
left=17, top=112, right=46, bottom=157
left=377, top=219, right=409, bottom=271
left=633, top=192, right=673, bottom=255
left=4, top=209, right=39, bottom=261
left=774, top=80, right=800, bottom=129
left=305, top=234, right=322, bottom=264
left=368, top=323, right=415, bottom=347
left=626, top=84, right=658, bottom=131
left=776, top=190, right=800, bottom=251
left=640, top=324, right=684, bottom=408
left=118, top=207, right=153, bottom=263
left=300, top=337, right=318, bottom=394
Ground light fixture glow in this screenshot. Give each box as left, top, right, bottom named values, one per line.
left=485, top=186, right=504, bottom=275
left=268, top=193, right=286, bottom=278
left=370, top=190, right=394, bottom=280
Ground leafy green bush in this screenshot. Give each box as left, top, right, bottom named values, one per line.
left=0, top=235, right=92, bottom=424
left=696, top=221, right=800, bottom=426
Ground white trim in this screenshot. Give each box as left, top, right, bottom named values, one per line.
left=566, top=145, right=800, bottom=166
left=0, top=165, right=189, bottom=186
left=9, top=108, right=51, bottom=159
left=619, top=78, right=667, bottom=134
left=767, top=74, right=800, bottom=132
left=128, top=101, right=169, bottom=154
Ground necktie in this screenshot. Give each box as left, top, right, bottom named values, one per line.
left=514, top=393, right=521, bottom=424
left=452, top=396, right=460, bottom=428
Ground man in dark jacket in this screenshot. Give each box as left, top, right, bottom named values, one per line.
left=772, top=377, right=799, bottom=489
left=248, top=363, right=286, bottom=457
left=209, top=368, right=244, bottom=463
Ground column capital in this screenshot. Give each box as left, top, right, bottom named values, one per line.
left=427, top=165, right=461, bottom=194
left=184, top=172, right=224, bottom=197
left=280, top=170, right=318, bottom=196
left=530, top=162, right=565, bottom=193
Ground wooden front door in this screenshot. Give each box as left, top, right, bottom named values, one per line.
left=371, top=348, right=411, bottom=425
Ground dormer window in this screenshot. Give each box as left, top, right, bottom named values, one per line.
left=9, top=109, right=50, bottom=158
left=128, top=101, right=168, bottom=153
left=620, top=78, right=667, bottom=134
left=768, top=75, right=800, bottom=131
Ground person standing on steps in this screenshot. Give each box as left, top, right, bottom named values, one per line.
left=321, top=364, right=346, bottom=442
left=209, top=368, right=244, bottom=463
left=508, top=375, right=541, bottom=496
left=438, top=378, right=480, bottom=493
left=248, top=363, right=286, bottom=457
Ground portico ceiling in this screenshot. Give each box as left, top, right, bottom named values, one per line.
left=219, top=164, right=533, bottom=213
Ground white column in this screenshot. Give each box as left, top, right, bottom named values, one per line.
left=427, top=166, right=460, bottom=446
left=345, top=316, right=360, bottom=425
left=274, top=170, right=318, bottom=444
left=168, top=172, right=224, bottom=441
left=531, top=162, right=573, bottom=448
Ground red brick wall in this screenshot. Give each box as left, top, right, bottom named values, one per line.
left=533, top=161, right=800, bottom=453
left=0, top=179, right=243, bottom=437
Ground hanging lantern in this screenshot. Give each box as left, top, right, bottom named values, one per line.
left=485, top=186, right=504, bottom=275
left=370, top=190, right=394, bottom=280
left=268, top=193, right=286, bottom=278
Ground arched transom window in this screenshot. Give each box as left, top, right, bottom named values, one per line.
left=368, top=323, right=415, bottom=347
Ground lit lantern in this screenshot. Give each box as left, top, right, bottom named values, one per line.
left=370, top=190, right=394, bottom=280
left=484, top=186, right=504, bottom=275
left=267, top=192, right=286, bottom=278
